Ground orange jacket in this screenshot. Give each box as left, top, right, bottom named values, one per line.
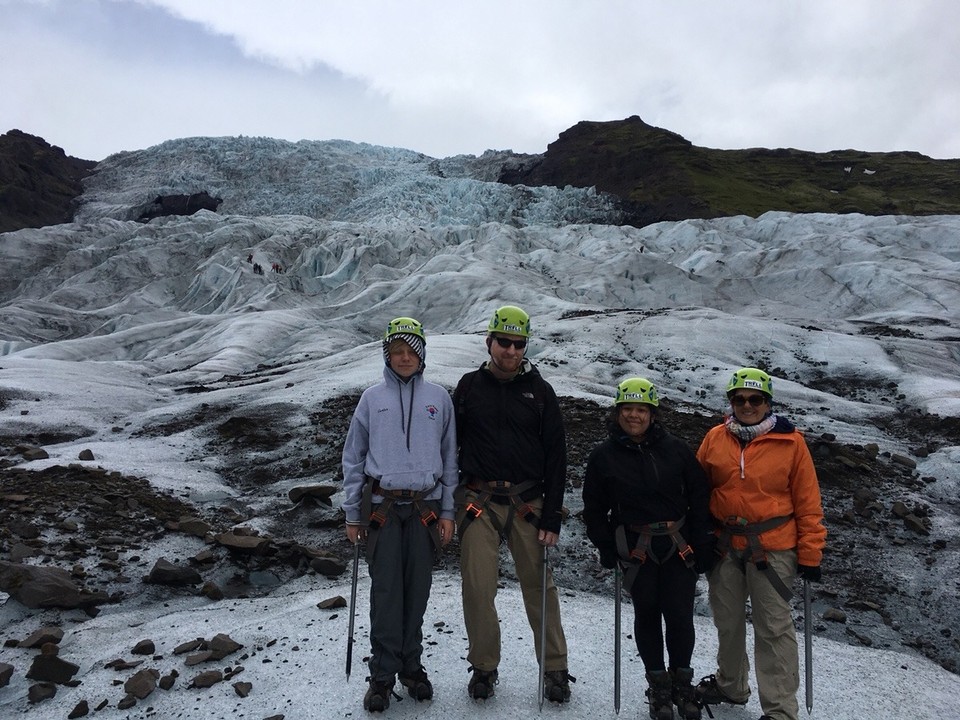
left=696, top=420, right=826, bottom=566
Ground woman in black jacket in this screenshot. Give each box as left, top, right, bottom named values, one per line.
left=583, top=377, right=714, bottom=720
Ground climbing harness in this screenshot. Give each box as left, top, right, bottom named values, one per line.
left=716, top=514, right=794, bottom=601
left=614, top=517, right=694, bottom=590
left=361, top=477, right=443, bottom=558
left=456, top=477, right=541, bottom=541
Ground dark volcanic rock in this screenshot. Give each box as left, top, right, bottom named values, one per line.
left=0, top=662, right=13, bottom=687
left=136, top=191, right=222, bottom=222
left=145, top=558, right=203, bottom=586
left=27, top=681, right=57, bottom=703
left=26, top=653, right=80, bottom=684
left=0, top=129, right=96, bottom=233
left=124, top=668, right=159, bottom=699
left=0, top=561, right=108, bottom=609
left=189, top=669, right=223, bottom=689
left=18, top=626, right=64, bottom=649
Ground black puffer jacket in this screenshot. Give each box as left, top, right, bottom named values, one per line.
left=583, top=421, right=714, bottom=564
left=453, top=362, right=567, bottom=533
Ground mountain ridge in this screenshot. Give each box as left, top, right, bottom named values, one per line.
left=0, top=130, right=96, bottom=233
left=4, top=117, right=960, bottom=233
left=499, top=115, right=960, bottom=226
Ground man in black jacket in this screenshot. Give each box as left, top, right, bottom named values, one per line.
left=454, top=305, right=571, bottom=703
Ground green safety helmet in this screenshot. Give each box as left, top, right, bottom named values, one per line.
left=726, top=367, right=773, bottom=398
left=384, top=317, right=425, bottom=342
left=382, top=317, right=426, bottom=368
left=615, top=377, right=659, bottom=407
left=487, top=305, right=531, bottom=338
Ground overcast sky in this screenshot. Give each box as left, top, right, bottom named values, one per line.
left=3, top=0, right=959, bottom=162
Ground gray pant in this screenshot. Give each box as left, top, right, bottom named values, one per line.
left=707, top=548, right=799, bottom=720
left=367, top=502, right=435, bottom=682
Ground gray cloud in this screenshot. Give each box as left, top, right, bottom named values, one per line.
left=2, top=0, right=958, bottom=160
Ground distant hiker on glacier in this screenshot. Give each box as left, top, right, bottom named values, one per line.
left=582, top=377, right=714, bottom=720
left=453, top=304, right=573, bottom=703
left=695, top=367, right=826, bottom=720
left=341, top=317, right=458, bottom=712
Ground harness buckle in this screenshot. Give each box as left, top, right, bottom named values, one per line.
left=465, top=502, right=484, bottom=519
left=369, top=509, right=387, bottom=529
left=420, top=508, right=438, bottom=527
left=517, top=503, right=536, bottom=521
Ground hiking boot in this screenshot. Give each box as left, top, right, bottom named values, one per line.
left=670, top=667, right=701, bottom=720
left=467, top=666, right=498, bottom=700
left=363, top=676, right=396, bottom=713
left=398, top=665, right=433, bottom=701
left=543, top=669, right=574, bottom=703
left=646, top=670, right=674, bottom=720
left=694, top=674, right=748, bottom=706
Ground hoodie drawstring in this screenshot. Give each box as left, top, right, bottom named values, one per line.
left=397, top=376, right=416, bottom=451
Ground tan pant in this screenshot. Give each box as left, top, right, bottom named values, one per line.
left=458, top=493, right=568, bottom=672
left=707, top=548, right=799, bottom=720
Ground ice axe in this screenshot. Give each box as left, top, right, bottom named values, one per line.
left=345, top=539, right=361, bottom=679
left=614, top=562, right=622, bottom=714
left=538, top=544, right=548, bottom=710
left=804, top=577, right=813, bottom=714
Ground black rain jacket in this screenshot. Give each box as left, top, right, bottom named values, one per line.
left=582, top=420, right=714, bottom=561
left=453, top=361, right=567, bottom=534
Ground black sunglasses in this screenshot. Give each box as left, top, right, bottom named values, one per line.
left=493, top=336, right=527, bottom=350
left=731, top=394, right=767, bottom=407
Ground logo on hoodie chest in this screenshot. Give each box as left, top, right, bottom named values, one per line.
left=425, top=405, right=438, bottom=419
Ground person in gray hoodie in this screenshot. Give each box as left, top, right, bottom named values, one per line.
left=341, top=316, right=458, bottom=713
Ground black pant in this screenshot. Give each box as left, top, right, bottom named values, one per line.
left=367, top=503, right=435, bottom=681
left=629, top=554, right=698, bottom=672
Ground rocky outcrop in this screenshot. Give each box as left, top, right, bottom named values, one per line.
left=499, top=115, right=960, bottom=227
left=0, top=129, right=96, bottom=233
left=136, top=191, right=222, bottom=222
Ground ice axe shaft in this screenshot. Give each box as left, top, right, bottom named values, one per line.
left=538, top=544, right=548, bottom=710
left=804, top=577, right=813, bottom=714
left=614, top=563, right=621, bottom=714
left=345, top=539, right=361, bottom=679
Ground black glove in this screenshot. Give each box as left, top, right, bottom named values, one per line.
left=797, top=564, right=821, bottom=582
left=694, top=550, right=715, bottom=575
left=692, top=537, right=718, bottom=575
left=599, top=549, right=618, bottom=569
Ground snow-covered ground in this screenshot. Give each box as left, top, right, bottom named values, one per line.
left=1, top=136, right=959, bottom=718
left=2, top=569, right=958, bottom=719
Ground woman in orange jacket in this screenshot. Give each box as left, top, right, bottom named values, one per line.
left=695, top=368, right=826, bottom=720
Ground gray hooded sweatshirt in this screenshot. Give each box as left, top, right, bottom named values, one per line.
left=342, top=367, right=458, bottom=523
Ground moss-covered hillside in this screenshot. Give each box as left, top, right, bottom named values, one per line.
left=499, top=116, right=960, bottom=227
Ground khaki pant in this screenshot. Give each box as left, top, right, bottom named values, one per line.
left=458, top=493, right=568, bottom=672
left=707, top=548, right=799, bottom=720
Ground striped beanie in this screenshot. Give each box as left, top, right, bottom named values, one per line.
left=383, top=333, right=426, bottom=368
